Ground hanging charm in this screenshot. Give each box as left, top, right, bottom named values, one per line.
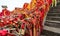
left=52, top=0, right=57, bottom=7
left=55, top=0, right=57, bottom=7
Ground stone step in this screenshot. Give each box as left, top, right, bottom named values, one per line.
left=48, top=11, right=60, bottom=13
left=46, top=20, right=60, bottom=23
left=44, top=26, right=60, bottom=34
left=45, top=22, right=60, bottom=28
left=41, top=30, right=60, bottom=36
left=50, top=6, right=60, bottom=10
left=49, top=9, right=60, bottom=13
left=47, top=16, right=60, bottom=18
left=52, top=6, right=60, bottom=9
left=48, top=13, right=60, bottom=15
left=50, top=8, right=58, bottom=11
left=47, top=13, right=60, bottom=16
left=48, top=9, right=60, bottom=13
left=46, top=18, right=60, bottom=21
left=46, top=16, right=60, bottom=21
left=49, top=10, right=60, bottom=13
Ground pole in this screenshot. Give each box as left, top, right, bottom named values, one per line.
left=33, top=25, right=36, bottom=36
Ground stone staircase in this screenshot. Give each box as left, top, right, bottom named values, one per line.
left=41, top=1, right=60, bottom=36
